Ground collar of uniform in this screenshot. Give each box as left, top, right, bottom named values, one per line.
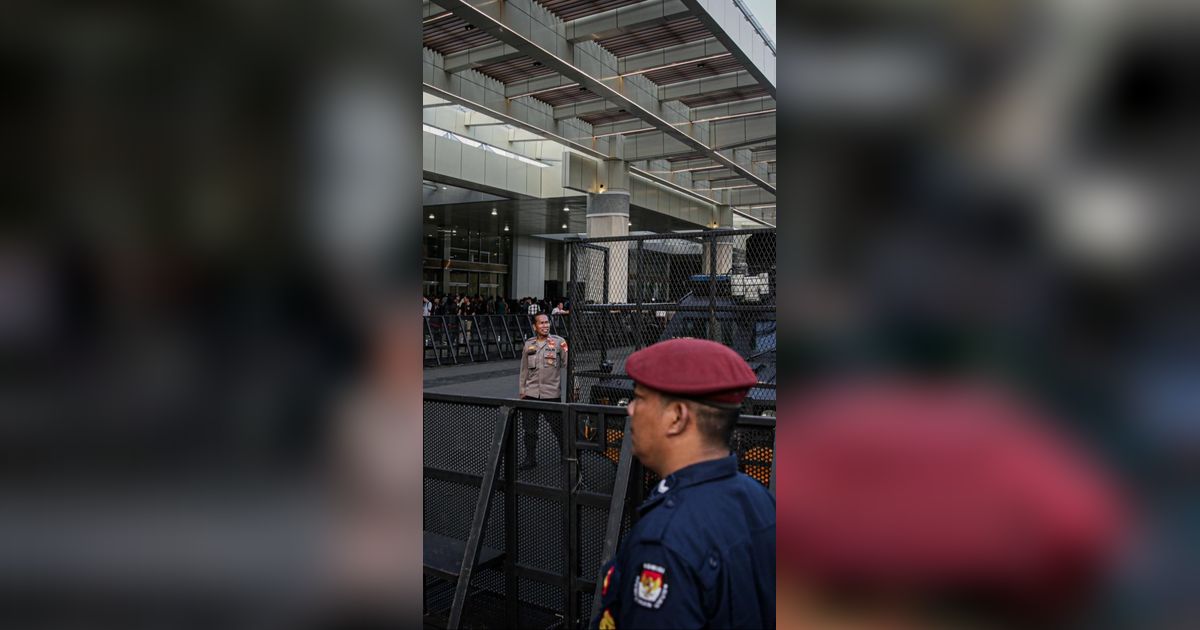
left=637, top=454, right=738, bottom=514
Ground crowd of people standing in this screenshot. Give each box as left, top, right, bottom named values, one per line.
left=422, top=295, right=570, bottom=319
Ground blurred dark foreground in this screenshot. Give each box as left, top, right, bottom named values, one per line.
left=775, top=1, right=1200, bottom=627
left=1, top=0, right=1199, bottom=628
left=3, top=2, right=423, bottom=628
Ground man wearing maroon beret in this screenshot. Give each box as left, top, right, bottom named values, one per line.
left=591, top=339, right=775, bottom=630
left=776, top=381, right=1127, bottom=629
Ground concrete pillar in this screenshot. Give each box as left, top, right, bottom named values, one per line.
left=586, top=190, right=631, bottom=303
left=512, top=236, right=546, bottom=299
left=703, top=205, right=735, bottom=274
left=583, top=159, right=632, bottom=303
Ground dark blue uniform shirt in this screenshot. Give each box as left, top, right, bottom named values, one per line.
left=592, top=455, right=775, bottom=629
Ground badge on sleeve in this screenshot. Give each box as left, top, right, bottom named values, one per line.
left=599, top=608, right=616, bottom=629
left=602, top=564, right=615, bottom=596
left=633, top=563, right=668, bottom=608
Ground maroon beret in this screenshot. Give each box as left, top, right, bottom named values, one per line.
left=777, top=381, right=1127, bottom=607
left=625, top=338, right=758, bottom=405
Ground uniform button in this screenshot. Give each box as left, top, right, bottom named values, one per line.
left=665, top=499, right=675, bottom=508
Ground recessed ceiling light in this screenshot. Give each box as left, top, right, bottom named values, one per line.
left=563, top=207, right=569, bottom=212
left=441, top=186, right=447, bottom=190
left=492, top=208, right=498, bottom=215
left=429, top=214, right=435, bottom=219
left=561, top=223, right=568, bottom=229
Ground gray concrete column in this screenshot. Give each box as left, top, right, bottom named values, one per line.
left=703, top=205, right=735, bottom=274
left=585, top=189, right=630, bottom=303
left=512, top=236, right=547, bottom=299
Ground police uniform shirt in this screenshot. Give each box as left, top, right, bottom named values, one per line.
left=519, top=334, right=568, bottom=399
left=592, top=455, right=775, bottom=629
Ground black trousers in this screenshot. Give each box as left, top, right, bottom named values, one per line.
left=520, top=396, right=564, bottom=461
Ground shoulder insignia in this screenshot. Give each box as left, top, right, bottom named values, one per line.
left=602, top=564, right=614, bottom=596
left=599, top=608, right=616, bottom=630
left=633, top=563, right=668, bottom=609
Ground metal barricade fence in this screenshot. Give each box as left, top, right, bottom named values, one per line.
left=425, top=315, right=570, bottom=367
left=423, top=393, right=775, bottom=629
left=567, top=229, right=776, bottom=415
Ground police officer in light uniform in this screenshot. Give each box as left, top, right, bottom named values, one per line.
left=593, top=338, right=774, bottom=629
left=518, top=312, right=568, bottom=469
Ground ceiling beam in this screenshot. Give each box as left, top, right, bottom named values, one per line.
left=443, top=42, right=523, bottom=73
left=432, top=0, right=774, bottom=195
left=556, top=71, right=762, bottom=120
left=679, top=0, right=775, bottom=96
left=506, top=75, right=577, bottom=99
left=689, top=168, right=738, bottom=181
left=659, top=70, right=755, bottom=101
left=615, top=37, right=727, bottom=77
left=687, top=96, right=774, bottom=121
left=423, top=83, right=609, bottom=161
left=564, top=0, right=693, bottom=44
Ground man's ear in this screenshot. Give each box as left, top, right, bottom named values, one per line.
left=664, top=399, right=690, bottom=437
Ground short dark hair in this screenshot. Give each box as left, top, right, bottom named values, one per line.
left=667, top=396, right=738, bottom=447
left=533, top=312, right=550, bottom=324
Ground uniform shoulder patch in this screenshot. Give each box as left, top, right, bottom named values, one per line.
left=602, top=564, right=615, bottom=596
left=633, top=563, right=668, bottom=609
left=599, top=608, right=616, bottom=629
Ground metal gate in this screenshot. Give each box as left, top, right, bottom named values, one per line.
left=422, top=394, right=775, bottom=629
left=567, top=229, right=776, bottom=414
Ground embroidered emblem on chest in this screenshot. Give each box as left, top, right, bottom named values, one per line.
left=633, top=563, right=668, bottom=608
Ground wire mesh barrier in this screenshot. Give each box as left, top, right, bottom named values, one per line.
left=423, top=393, right=775, bottom=630
left=425, top=314, right=570, bottom=367
left=567, top=229, right=776, bottom=416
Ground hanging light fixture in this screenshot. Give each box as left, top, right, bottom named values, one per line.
left=491, top=208, right=498, bottom=215
left=561, top=223, right=568, bottom=229
left=504, top=225, right=510, bottom=231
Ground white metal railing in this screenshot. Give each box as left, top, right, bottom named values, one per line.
left=731, top=0, right=776, bottom=55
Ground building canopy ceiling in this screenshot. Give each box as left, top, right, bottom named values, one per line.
left=423, top=0, right=776, bottom=227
